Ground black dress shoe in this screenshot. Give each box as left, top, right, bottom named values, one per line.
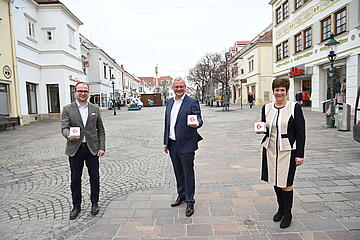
left=171, top=195, right=185, bottom=207
left=70, top=205, right=81, bottom=220
left=91, top=203, right=100, bottom=216
left=185, top=204, right=194, bottom=217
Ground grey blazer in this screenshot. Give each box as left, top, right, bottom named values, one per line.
left=61, top=102, right=106, bottom=157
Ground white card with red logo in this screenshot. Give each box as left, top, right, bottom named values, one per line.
left=69, top=127, right=80, bottom=137
left=187, top=115, right=199, bottom=125
left=254, top=122, right=266, bottom=133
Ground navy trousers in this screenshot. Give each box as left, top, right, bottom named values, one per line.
left=69, top=143, right=99, bottom=206
left=168, top=139, right=195, bottom=204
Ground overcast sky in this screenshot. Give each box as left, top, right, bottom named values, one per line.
left=60, top=0, right=272, bottom=78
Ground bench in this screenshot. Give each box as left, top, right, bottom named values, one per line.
left=0, top=115, right=17, bottom=131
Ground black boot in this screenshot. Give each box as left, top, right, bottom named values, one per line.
left=273, top=186, right=283, bottom=222
left=280, top=190, right=293, bottom=229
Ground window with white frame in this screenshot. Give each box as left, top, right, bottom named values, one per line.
left=68, top=25, right=75, bottom=47
left=304, top=27, right=312, bottom=49
left=42, top=27, right=55, bottom=43
left=276, top=44, right=282, bottom=61
left=25, top=14, right=36, bottom=39
left=321, top=16, right=332, bottom=41
left=283, top=1, right=289, bottom=19
left=295, top=33, right=302, bottom=53
left=283, top=40, right=289, bottom=58
left=335, top=8, right=346, bottom=35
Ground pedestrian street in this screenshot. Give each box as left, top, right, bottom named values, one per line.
left=0, top=105, right=359, bottom=240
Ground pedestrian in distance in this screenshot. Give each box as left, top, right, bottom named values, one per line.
left=257, top=78, right=305, bottom=228
left=61, top=82, right=106, bottom=220
left=163, top=78, right=203, bottom=217
left=248, top=92, right=254, bottom=108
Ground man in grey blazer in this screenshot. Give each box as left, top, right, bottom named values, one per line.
left=61, top=82, right=106, bottom=220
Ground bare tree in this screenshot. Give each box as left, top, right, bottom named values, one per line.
left=187, top=52, right=224, bottom=103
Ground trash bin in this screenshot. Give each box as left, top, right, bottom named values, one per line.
left=337, top=102, right=351, bottom=131
left=321, top=100, right=331, bottom=127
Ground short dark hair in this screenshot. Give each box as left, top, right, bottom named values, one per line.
left=75, top=82, right=89, bottom=91
left=272, top=78, right=290, bottom=92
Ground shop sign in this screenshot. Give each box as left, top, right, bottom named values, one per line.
left=289, top=64, right=305, bottom=77
left=69, top=75, right=80, bottom=82
left=3, top=65, right=12, bottom=79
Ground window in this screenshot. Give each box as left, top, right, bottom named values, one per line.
left=283, top=40, right=289, bottom=58
left=26, top=82, right=37, bottom=114
left=47, top=84, right=60, bottom=113
left=25, top=14, right=37, bottom=40
left=283, top=1, right=289, bottom=19
left=248, top=59, right=254, bottom=72
left=295, top=33, right=302, bottom=53
left=70, top=85, right=75, bottom=103
left=276, top=44, right=282, bottom=61
left=335, top=8, right=346, bottom=35
left=68, top=26, right=75, bottom=47
left=276, top=7, right=282, bottom=24
left=304, top=28, right=312, bottom=49
left=103, top=65, right=107, bottom=79
left=295, top=0, right=302, bottom=10
left=321, top=16, right=331, bottom=41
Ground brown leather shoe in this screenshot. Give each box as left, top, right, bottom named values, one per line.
left=91, top=203, right=100, bottom=216
left=69, top=205, right=81, bottom=220
left=171, top=195, right=185, bottom=207
left=185, top=204, right=194, bottom=217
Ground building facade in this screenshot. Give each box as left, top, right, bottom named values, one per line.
left=0, top=0, right=20, bottom=119
left=80, top=34, right=125, bottom=109
left=229, top=24, right=273, bottom=106
left=270, top=0, right=360, bottom=112
left=12, top=0, right=84, bottom=124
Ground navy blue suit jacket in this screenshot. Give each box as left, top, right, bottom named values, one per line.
left=164, top=95, right=203, bottom=153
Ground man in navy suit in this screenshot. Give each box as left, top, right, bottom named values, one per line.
left=163, top=78, right=203, bottom=217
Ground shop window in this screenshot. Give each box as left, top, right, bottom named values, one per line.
left=70, top=85, right=75, bottom=103
left=26, top=82, right=38, bottom=114
left=335, top=8, right=346, bottom=35
left=47, top=84, right=60, bottom=113
left=0, top=83, right=9, bottom=115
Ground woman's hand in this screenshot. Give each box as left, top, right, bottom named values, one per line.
left=295, top=157, right=304, bottom=166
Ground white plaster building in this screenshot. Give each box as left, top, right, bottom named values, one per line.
left=12, top=0, right=84, bottom=124
left=80, top=34, right=124, bottom=109
left=228, top=24, right=273, bottom=106
left=269, top=0, right=360, bottom=112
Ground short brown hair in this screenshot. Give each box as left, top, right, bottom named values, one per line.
left=75, top=82, right=89, bottom=91
left=272, top=78, right=290, bottom=92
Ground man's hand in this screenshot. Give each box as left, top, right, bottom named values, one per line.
left=188, top=124, right=199, bottom=128
left=164, top=145, right=168, bottom=154
left=68, top=136, right=80, bottom=141
left=97, top=150, right=105, bottom=157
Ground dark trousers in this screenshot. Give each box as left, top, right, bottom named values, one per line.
left=168, top=139, right=195, bottom=204
left=69, top=143, right=99, bottom=206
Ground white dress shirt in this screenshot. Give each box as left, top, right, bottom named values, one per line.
left=76, top=101, right=88, bottom=142
left=169, top=94, right=185, bottom=140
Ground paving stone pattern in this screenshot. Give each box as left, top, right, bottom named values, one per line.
left=1, top=104, right=360, bottom=240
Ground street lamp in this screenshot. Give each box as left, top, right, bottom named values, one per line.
left=325, top=33, right=339, bottom=128
left=111, top=74, right=116, bottom=115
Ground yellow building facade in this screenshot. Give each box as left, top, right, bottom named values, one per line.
left=0, top=0, right=20, bottom=119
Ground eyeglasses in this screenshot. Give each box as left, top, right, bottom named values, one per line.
left=76, top=90, right=89, bottom=94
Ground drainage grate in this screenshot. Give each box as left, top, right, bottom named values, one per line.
left=243, top=219, right=255, bottom=225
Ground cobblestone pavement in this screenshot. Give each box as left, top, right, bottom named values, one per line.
left=0, top=107, right=171, bottom=240
left=1, top=104, right=360, bottom=240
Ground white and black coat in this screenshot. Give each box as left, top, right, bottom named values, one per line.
left=261, top=101, right=305, bottom=187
